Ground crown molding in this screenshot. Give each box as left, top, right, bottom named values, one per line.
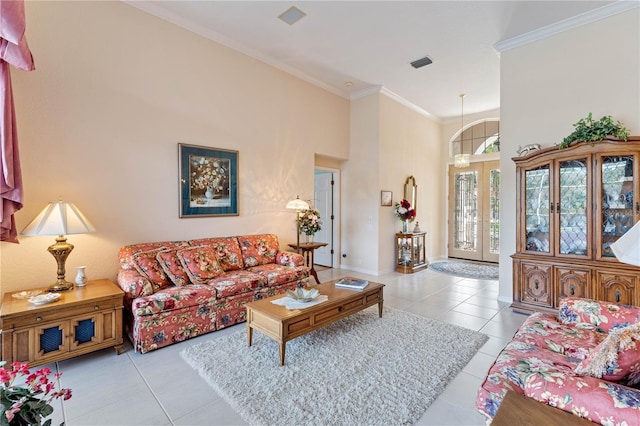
left=123, top=1, right=349, bottom=99
left=350, top=86, right=439, bottom=122
left=495, top=1, right=639, bottom=53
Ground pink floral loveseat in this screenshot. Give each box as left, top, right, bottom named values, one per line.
left=117, top=234, right=309, bottom=353
left=477, top=297, right=640, bottom=424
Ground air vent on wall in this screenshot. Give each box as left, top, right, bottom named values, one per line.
left=410, top=56, right=433, bottom=69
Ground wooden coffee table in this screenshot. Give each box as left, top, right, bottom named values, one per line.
left=245, top=278, right=384, bottom=365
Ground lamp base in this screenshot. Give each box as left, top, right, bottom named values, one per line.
left=48, top=280, right=74, bottom=292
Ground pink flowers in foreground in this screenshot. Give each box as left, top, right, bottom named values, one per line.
left=1, top=361, right=72, bottom=426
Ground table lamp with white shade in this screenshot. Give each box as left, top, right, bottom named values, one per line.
left=286, top=195, right=309, bottom=254
left=21, top=200, right=96, bottom=292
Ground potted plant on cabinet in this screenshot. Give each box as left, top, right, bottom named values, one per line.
left=557, top=112, right=629, bottom=149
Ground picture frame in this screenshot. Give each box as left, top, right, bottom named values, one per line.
left=381, top=190, right=393, bottom=206
left=179, top=143, right=239, bottom=217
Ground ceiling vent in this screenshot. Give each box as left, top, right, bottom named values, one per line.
left=410, top=56, right=433, bottom=69
left=278, top=6, right=307, bottom=26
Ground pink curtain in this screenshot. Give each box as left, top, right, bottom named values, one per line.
left=0, top=0, right=35, bottom=243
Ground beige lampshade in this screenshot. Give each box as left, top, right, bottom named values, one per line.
left=286, top=196, right=309, bottom=211
left=611, top=220, right=640, bottom=266
left=22, top=201, right=95, bottom=236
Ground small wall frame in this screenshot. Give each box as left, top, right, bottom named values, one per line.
left=381, top=190, right=393, bottom=206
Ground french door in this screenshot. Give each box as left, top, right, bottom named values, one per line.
left=448, top=161, right=500, bottom=262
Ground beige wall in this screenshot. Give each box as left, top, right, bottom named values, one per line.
left=342, top=93, right=442, bottom=274
left=1, top=1, right=349, bottom=294
left=499, top=9, right=640, bottom=302
left=379, top=95, right=442, bottom=271
left=341, top=95, right=380, bottom=273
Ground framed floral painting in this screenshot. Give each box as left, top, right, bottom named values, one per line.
left=179, top=143, right=239, bottom=217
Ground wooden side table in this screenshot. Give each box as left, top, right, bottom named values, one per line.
left=1, top=278, right=124, bottom=368
left=288, top=242, right=328, bottom=284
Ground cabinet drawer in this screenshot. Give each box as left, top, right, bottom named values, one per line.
left=287, top=316, right=311, bottom=334
left=555, top=268, right=591, bottom=305
left=519, top=263, right=553, bottom=308
left=314, top=297, right=365, bottom=323
left=365, top=290, right=382, bottom=304
left=597, top=272, right=639, bottom=305
left=4, top=299, right=120, bottom=329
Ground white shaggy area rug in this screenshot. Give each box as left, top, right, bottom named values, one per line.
left=180, top=307, right=488, bottom=426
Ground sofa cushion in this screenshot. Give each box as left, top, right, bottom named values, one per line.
left=559, top=297, right=640, bottom=332
left=276, top=250, right=305, bottom=267
left=132, top=284, right=217, bottom=317
left=207, top=271, right=265, bottom=298
left=238, top=234, right=279, bottom=267
left=576, top=322, right=640, bottom=386
left=117, top=269, right=156, bottom=300
left=156, top=249, right=191, bottom=286
left=524, top=370, right=640, bottom=425
left=247, top=263, right=310, bottom=286
left=119, top=241, right=188, bottom=270
left=513, top=312, right=605, bottom=362
left=132, top=248, right=172, bottom=291
left=177, top=246, right=225, bottom=284
left=189, top=237, right=244, bottom=271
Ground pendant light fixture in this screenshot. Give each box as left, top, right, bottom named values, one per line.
left=454, top=93, right=470, bottom=168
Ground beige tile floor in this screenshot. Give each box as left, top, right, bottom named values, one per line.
left=40, top=266, right=527, bottom=426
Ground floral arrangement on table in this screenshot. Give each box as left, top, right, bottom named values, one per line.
left=394, top=199, right=416, bottom=222
left=1, top=361, right=72, bottom=426
left=189, top=156, right=229, bottom=201
left=298, top=208, right=322, bottom=236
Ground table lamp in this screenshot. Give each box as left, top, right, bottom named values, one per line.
left=286, top=196, right=309, bottom=253
left=611, top=220, right=640, bottom=267
left=21, top=200, right=96, bottom=291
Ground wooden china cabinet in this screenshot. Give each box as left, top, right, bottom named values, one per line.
left=512, top=137, right=640, bottom=314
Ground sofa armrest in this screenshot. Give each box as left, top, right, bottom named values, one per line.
left=276, top=250, right=305, bottom=267
left=524, top=370, right=640, bottom=424
left=117, top=269, right=155, bottom=300
left=559, top=297, right=640, bottom=332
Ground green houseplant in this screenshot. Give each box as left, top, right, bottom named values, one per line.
left=557, top=112, right=629, bottom=149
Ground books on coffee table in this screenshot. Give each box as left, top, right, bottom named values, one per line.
left=335, top=278, right=368, bottom=290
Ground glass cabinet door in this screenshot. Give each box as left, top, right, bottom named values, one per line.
left=524, top=164, right=551, bottom=253
left=558, top=159, right=589, bottom=256
left=600, top=155, right=636, bottom=258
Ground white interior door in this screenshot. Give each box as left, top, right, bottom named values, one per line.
left=314, top=170, right=333, bottom=266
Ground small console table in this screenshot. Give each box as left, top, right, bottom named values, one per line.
left=288, top=242, right=328, bottom=284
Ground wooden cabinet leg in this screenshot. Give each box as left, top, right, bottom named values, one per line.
left=279, top=342, right=286, bottom=366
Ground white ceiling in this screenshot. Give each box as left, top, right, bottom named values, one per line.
left=126, top=1, right=628, bottom=121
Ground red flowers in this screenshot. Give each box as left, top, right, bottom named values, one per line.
left=394, top=199, right=416, bottom=222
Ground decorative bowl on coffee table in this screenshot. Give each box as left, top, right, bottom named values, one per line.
left=285, top=287, right=320, bottom=302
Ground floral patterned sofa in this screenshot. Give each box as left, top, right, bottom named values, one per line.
left=117, top=234, right=309, bottom=353
left=477, top=297, right=640, bottom=424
